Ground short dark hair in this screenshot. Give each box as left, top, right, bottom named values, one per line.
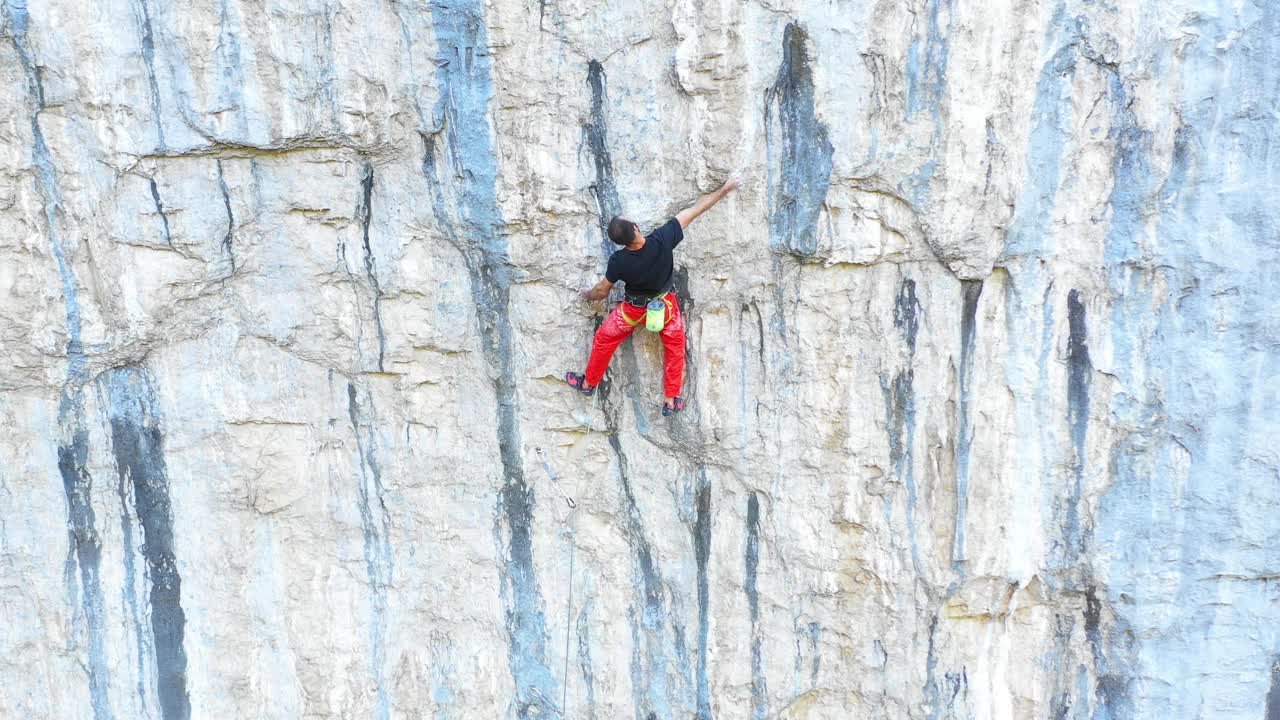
left=608, top=216, right=636, bottom=246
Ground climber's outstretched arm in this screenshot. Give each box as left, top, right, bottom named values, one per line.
left=676, top=175, right=742, bottom=229
left=581, top=277, right=614, bottom=302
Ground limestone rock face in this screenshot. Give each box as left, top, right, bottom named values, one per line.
left=2, top=0, right=1277, bottom=718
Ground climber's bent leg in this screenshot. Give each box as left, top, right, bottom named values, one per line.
left=583, top=303, right=642, bottom=388
left=659, top=295, right=686, bottom=401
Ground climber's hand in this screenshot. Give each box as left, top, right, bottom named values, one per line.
left=581, top=278, right=613, bottom=303
left=678, top=176, right=743, bottom=229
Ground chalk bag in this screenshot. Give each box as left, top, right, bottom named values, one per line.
left=646, top=299, right=666, bottom=332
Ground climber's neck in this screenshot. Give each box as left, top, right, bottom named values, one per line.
left=627, top=236, right=646, bottom=251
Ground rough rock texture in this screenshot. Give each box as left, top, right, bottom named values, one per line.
left=1, top=0, right=1277, bottom=718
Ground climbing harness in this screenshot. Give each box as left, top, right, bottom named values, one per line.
left=621, top=291, right=673, bottom=331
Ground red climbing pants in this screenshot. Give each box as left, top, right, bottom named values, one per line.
left=584, top=294, right=686, bottom=398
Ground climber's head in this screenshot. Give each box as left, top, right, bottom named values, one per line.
left=608, top=216, right=639, bottom=246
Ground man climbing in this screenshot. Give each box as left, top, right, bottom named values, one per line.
left=566, top=176, right=742, bottom=416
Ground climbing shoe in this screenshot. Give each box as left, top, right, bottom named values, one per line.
left=565, top=371, right=595, bottom=397
left=662, top=397, right=686, bottom=417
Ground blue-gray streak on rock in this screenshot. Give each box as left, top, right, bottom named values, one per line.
left=213, top=0, right=248, bottom=138
left=922, top=613, right=942, bottom=719
left=357, top=164, right=387, bottom=372
left=1267, top=660, right=1280, bottom=720
left=132, top=0, right=165, bottom=149
left=626, top=606, right=644, bottom=718
left=112, top=399, right=154, bottom=718
left=901, top=0, right=955, bottom=205
left=603, top=430, right=680, bottom=719
left=575, top=598, right=598, bottom=720
left=1093, top=2, right=1280, bottom=716
left=105, top=368, right=191, bottom=720
left=951, top=280, right=983, bottom=572
left=1060, top=289, right=1089, bottom=566
left=805, top=622, right=820, bottom=688
left=884, top=278, right=922, bottom=577
left=1000, top=3, right=1082, bottom=260
left=672, top=620, right=695, bottom=708
left=585, top=60, right=621, bottom=261
left=216, top=159, right=236, bottom=272
left=744, top=493, right=767, bottom=720
left=149, top=177, right=173, bottom=247
left=347, top=383, right=393, bottom=720
left=692, top=469, right=712, bottom=720
left=424, top=3, right=557, bottom=716
left=5, top=2, right=111, bottom=717
left=905, top=0, right=953, bottom=122
left=765, top=23, right=833, bottom=257
left=1082, top=585, right=1131, bottom=720
left=430, top=634, right=457, bottom=720
left=994, top=4, right=1081, bottom=610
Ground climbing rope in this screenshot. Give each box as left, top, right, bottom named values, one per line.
left=562, top=537, right=575, bottom=717
left=536, top=446, right=577, bottom=510
left=535, top=447, right=577, bottom=718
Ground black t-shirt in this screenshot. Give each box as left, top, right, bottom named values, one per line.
left=606, top=218, right=684, bottom=298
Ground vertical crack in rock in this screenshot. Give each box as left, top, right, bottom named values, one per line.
left=585, top=60, right=621, bottom=258
left=422, top=3, right=556, bottom=715
left=150, top=177, right=173, bottom=247
left=764, top=23, right=833, bottom=257
left=346, top=382, right=394, bottom=720
left=357, top=164, right=387, bottom=371
left=134, top=0, right=165, bottom=149
left=693, top=469, right=712, bottom=720
left=884, top=278, right=922, bottom=574
left=105, top=368, right=190, bottom=720
left=745, top=493, right=767, bottom=719
left=1063, top=290, right=1090, bottom=563
left=905, top=0, right=953, bottom=121
left=5, top=2, right=111, bottom=715
left=215, top=159, right=236, bottom=272
left=951, top=280, right=983, bottom=572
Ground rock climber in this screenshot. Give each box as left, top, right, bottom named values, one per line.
left=566, top=176, right=742, bottom=416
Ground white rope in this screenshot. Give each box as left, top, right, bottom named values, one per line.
left=535, top=447, right=577, bottom=718
left=536, top=447, right=577, bottom=510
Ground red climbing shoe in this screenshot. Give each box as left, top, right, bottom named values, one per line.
left=565, top=371, right=595, bottom=397
left=662, top=397, right=685, bottom=417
